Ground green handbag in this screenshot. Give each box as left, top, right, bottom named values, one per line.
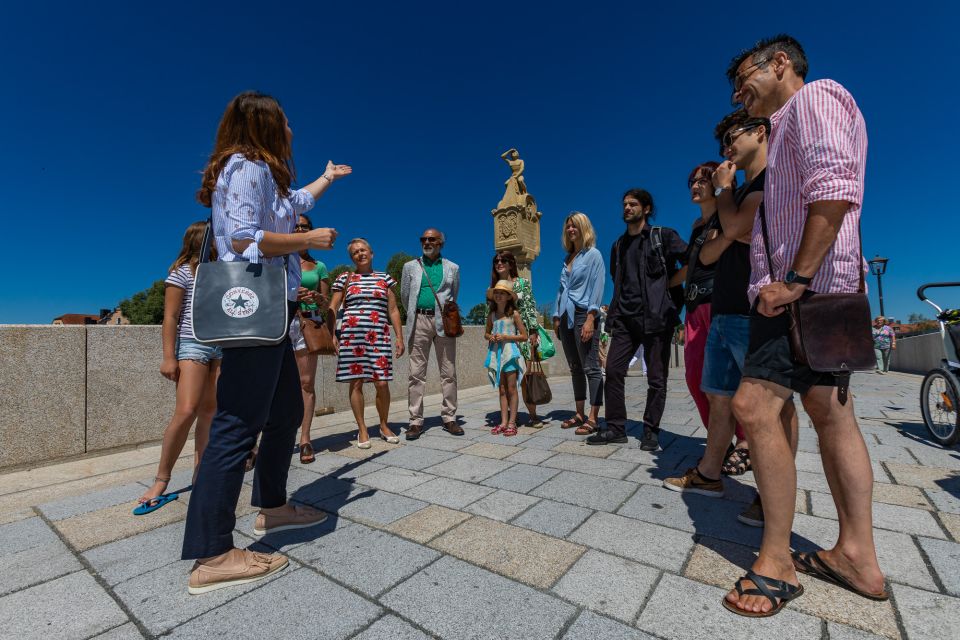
left=536, top=326, right=556, bottom=360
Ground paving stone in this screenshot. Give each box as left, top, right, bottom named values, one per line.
left=83, top=521, right=185, bottom=586
left=941, top=512, right=960, bottom=541
left=403, top=434, right=471, bottom=451
left=871, top=482, right=933, bottom=510
left=423, top=454, right=515, bottom=483
left=622, top=464, right=673, bottom=487
left=809, top=491, right=945, bottom=538
left=0, top=516, right=59, bottom=557
left=616, top=485, right=764, bottom=548
left=474, top=432, right=533, bottom=445
left=917, top=536, right=960, bottom=597
left=91, top=623, right=147, bottom=639
left=465, top=489, right=540, bottom=522
left=863, top=443, right=919, bottom=465
left=551, top=440, right=617, bottom=458
left=891, top=583, right=960, bottom=640
left=552, top=550, right=659, bottom=622
left=569, top=512, right=693, bottom=571
left=404, top=476, right=495, bottom=509
left=926, top=488, right=960, bottom=515
left=319, top=487, right=429, bottom=527
left=290, top=522, right=439, bottom=597
left=351, top=615, right=432, bottom=640
left=382, top=555, right=576, bottom=639
left=0, top=532, right=81, bottom=596
left=531, top=471, right=637, bottom=512
left=637, top=573, right=821, bottom=639
left=385, top=504, right=472, bottom=544
left=356, top=467, right=435, bottom=493
left=511, top=499, right=593, bottom=538
left=374, top=446, right=459, bottom=470
left=518, top=435, right=565, bottom=450
left=503, top=448, right=558, bottom=465
left=903, top=444, right=960, bottom=470
left=0, top=570, right=127, bottom=639
left=682, top=538, right=900, bottom=639
left=37, top=482, right=145, bottom=520
left=167, top=568, right=381, bottom=639
left=481, top=463, right=560, bottom=493
left=458, top=442, right=522, bottom=459
left=0, top=508, right=35, bottom=526
left=430, top=516, right=585, bottom=588
left=541, top=452, right=638, bottom=480
left=826, top=622, right=888, bottom=640
left=885, top=462, right=959, bottom=490
left=285, top=470, right=354, bottom=506
left=54, top=499, right=188, bottom=551
left=561, top=611, right=654, bottom=640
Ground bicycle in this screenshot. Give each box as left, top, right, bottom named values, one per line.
left=917, top=282, right=960, bottom=446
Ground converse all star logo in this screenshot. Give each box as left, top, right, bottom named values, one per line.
left=221, top=287, right=259, bottom=318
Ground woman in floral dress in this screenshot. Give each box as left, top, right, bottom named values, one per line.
left=490, top=250, right=547, bottom=427
left=329, top=238, right=405, bottom=448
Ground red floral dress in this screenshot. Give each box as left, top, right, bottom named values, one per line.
left=333, top=271, right=397, bottom=381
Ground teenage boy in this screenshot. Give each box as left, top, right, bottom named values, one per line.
left=589, top=189, right=686, bottom=449
left=722, top=34, right=886, bottom=617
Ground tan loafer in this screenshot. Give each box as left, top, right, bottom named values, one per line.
left=187, top=548, right=287, bottom=595
left=254, top=504, right=328, bottom=537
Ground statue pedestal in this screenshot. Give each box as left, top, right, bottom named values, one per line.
left=492, top=194, right=542, bottom=284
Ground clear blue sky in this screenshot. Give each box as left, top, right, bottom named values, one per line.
left=4, top=2, right=957, bottom=324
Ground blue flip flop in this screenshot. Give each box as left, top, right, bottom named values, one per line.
left=132, top=485, right=193, bottom=516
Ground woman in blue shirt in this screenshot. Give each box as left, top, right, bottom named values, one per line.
left=552, top=212, right=605, bottom=434
left=182, top=91, right=350, bottom=595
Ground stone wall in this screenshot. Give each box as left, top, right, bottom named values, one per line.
left=890, top=332, right=948, bottom=375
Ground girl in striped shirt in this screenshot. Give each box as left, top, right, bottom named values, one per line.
left=137, top=221, right=223, bottom=509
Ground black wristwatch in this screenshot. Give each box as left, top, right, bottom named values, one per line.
left=784, top=270, right=812, bottom=285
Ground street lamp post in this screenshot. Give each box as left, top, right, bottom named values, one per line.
left=868, top=255, right=889, bottom=318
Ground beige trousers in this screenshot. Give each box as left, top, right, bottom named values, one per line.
left=408, top=312, right=458, bottom=424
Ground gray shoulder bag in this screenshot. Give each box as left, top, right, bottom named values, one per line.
left=192, top=218, right=290, bottom=348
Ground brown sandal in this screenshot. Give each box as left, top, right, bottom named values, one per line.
left=299, top=442, right=315, bottom=464
left=722, top=447, right=751, bottom=476
left=561, top=415, right=585, bottom=429
left=575, top=421, right=598, bottom=435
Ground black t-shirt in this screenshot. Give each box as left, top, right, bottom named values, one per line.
left=684, top=216, right=718, bottom=312
left=713, top=169, right=766, bottom=316
left=616, top=232, right=644, bottom=315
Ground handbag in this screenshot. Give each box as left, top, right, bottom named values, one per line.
left=192, top=218, right=290, bottom=348
left=521, top=351, right=553, bottom=405
left=298, top=309, right=336, bottom=355
left=418, top=258, right=464, bottom=337
left=757, top=205, right=874, bottom=404
left=536, top=325, right=556, bottom=360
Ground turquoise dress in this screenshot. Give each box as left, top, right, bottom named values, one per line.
left=485, top=315, right=525, bottom=387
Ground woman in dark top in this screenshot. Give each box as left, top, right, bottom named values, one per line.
left=678, top=162, right=723, bottom=431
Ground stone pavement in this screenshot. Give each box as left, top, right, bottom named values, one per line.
left=2, top=368, right=960, bottom=639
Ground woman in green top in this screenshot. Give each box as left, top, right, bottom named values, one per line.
left=490, top=251, right=545, bottom=427
left=291, top=214, right=331, bottom=463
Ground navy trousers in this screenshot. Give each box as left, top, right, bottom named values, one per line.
left=181, top=335, right=303, bottom=560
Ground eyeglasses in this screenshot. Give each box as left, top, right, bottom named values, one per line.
left=420, top=237, right=441, bottom=244
left=721, top=123, right=761, bottom=149
left=687, top=176, right=711, bottom=189
left=730, top=57, right=767, bottom=105
left=294, top=224, right=310, bottom=231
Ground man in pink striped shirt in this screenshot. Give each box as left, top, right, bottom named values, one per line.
left=722, top=35, right=887, bottom=617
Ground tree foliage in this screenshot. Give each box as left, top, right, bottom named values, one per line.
left=119, top=280, right=166, bottom=325
left=466, top=303, right=488, bottom=325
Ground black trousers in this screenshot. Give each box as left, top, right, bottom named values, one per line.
left=182, top=335, right=303, bottom=560
left=557, top=308, right=604, bottom=407
left=603, top=316, right=673, bottom=437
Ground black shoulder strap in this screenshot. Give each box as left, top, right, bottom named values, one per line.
left=651, top=226, right=666, bottom=272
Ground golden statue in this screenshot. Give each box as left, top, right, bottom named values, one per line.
left=492, top=148, right=541, bottom=283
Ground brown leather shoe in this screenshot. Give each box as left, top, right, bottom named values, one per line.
left=442, top=421, right=464, bottom=436
left=406, top=424, right=423, bottom=440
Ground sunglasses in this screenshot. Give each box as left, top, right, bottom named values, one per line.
left=420, top=237, right=441, bottom=243
left=493, top=257, right=512, bottom=264
left=294, top=224, right=310, bottom=231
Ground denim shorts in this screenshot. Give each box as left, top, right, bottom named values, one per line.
left=176, top=337, right=223, bottom=364
left=701, top=314, right=750, bottom=396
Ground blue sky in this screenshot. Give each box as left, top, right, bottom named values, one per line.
left=3, top=2, right=957, bottom=324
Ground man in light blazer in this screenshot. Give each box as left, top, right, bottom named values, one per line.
left=401, top=228, right=463, bottom=440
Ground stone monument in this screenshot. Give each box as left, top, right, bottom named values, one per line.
left=492, top=148, right=542, bottom=283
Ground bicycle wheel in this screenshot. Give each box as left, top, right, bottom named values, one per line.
left=920, top=368, right=960, bottom=446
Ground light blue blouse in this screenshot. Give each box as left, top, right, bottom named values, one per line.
left=553, top=247, right=605, bottom=328
left=212, top=154, right=315, bottom=301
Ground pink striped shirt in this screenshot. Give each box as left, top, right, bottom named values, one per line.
left=748, top=79, right=868, bottom=303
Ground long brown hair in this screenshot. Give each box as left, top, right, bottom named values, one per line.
left=197, top=91, right=295, bottom=207
left=170, top=221, right=216, bottom=274
left=489, top=251, right=519, bottom=287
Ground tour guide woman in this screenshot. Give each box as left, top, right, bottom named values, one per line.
left=181, top=91, right=350, bottom=595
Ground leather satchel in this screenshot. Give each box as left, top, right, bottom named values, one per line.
left=298, top=309, right=336, bottom=355
left=521, top=352, right=552, bottom=406
left=758, top=205, right=874, bottom=403
left=418, top=258, right=464, bottom=337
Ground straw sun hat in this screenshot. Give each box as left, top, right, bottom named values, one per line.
left=486, top=279, right=518, bottom=302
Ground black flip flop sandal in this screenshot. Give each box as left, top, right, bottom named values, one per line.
left=722, top=448, right=751, bottom=476
left=792, top=551, right=889, bottom=601
left=722, top=570, right=804, bottom=618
